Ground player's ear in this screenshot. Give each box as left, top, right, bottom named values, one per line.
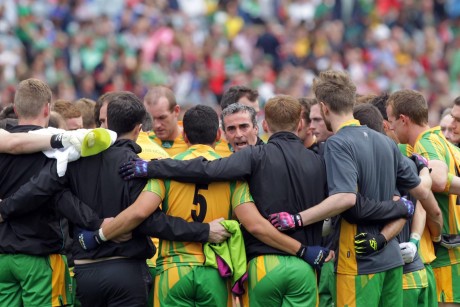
left=215, top=128, right=221, bottom=143
left=183, top=131, right=190, bottom=145
left=297, top=118, right=305, bottom=133
left=262, top=120, right=269, bottom=133
left=173, top=105, right=180, bottom=117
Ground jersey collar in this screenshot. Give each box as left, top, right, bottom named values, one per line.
left=337, top=119, right=361, bottom=132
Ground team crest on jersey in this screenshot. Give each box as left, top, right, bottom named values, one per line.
left=162, top=141, right=173, bottom=148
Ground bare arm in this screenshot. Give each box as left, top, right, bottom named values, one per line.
left=419, top=191, right=442, bottom=238
left=235, top=202, right=301, bottom=255
left=408, top=167, right=432, bottom=201
left=0, top=129, right=52, bottom=154
left=300, top=193, right=356, bottom=227
left=102, top=191, right=162, bottom=240
left=408, top=166, right=443, bottom=236
left=380, top=218, right=406, bottom=242
left=450, top=176, right=460, bottom=195
left=411, top=201, right=426, bottom=238
left=428, top=160, right=449, bottom=193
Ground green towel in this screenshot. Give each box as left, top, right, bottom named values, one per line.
left=204, top=220, right=247, bottom=295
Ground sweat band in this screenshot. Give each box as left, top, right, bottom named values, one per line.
left=50, top=134, right=64, bottom=149
left=98, top=228, right=108, bottom=242
left=444, top=173, right=454, bottom=193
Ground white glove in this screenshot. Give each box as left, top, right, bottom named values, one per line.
left=60, top=129, right=87, bottom=151
left=399, top=241, right=417, bottom=264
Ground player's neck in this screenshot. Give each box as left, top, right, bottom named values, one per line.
left=169, top=124, right=181, bottom=140
left=18, top=117, right=47, bottom=128
left=408, top=124, right=430, bottom=147
left=330, top=113, right=355, bottom=133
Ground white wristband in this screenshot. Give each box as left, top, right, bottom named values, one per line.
left=431, top=235, right=441, bottom=243
left=99, top=228, right=108, bottom=242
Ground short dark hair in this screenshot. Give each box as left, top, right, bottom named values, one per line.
left=298, top=97, right=317, bottom=124
left=454, top=96, right=460, bottom=107
left=221, top=103, right=257, bottom=131
left=183, top=105, right=219, bottom=145
left=353, top=104, right=385, bottom=134
left=95, top=92, right=117, bottom=127
left=220, top=85, right=258, bottom=110
left=369, top=93, right=390, bottom=121
left=0, top=105, right=17, bottom=120
left=142, top=112, right=153, bottom=132
left=107, top=92, right=146, bottom=135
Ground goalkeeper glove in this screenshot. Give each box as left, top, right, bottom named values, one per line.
left=355, top=233, right=387, bottom=256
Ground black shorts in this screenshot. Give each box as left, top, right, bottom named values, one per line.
left=74, top=258, right=152, bottom=307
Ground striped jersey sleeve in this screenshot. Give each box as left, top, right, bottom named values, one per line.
left=231, top=181, right=254, bottom=210
left=414, top=127, right=460, bottom=268
left=142, top=178, right=166, bottom=200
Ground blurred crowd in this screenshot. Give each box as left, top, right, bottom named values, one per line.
left=1, top=0, right=460, bottom=125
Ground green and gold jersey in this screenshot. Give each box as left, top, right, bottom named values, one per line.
left=136, top=131, right=170, bottom=161
left=147, top=121, right=233, bottom=157
left=145, top=144, right=252, bottom=273
left=398, top=143, right=436, bottom=265
left=414, top=126, right=460, bottom=267
left=135, top=131, right=170, bottom=268
left=146, top=130, right=188, bottom=157
left=214, top=138, right=233, bottom=158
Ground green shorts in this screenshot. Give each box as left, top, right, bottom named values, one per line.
left=424, top=264, right=438, bottom=307
left=154, top=265, right=229, bottom=307
left=0, top=253, right=72, bottom=306
left=248, top=255, right=317, bottom=307
left=336, top=266, right=403, bottom=307
left=318, top=261, right=336, bottom=307
left=403, top=268, right=428, bottom=307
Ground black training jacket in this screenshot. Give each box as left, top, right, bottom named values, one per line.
left=0, top=125, right=102, bottom=255
left=145, top=131, right=328, bottom=260
left=1, top=138, right=209, bottom=260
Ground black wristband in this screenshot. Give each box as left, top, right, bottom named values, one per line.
left=50, top=134, right=64, bottom=149
left=296, top=245, right=306, bottom=257
left=377, top=233, right=387, bottom=249
left=94, top=231, right=103, bottom=245
left=294, top=214, right=303, bottom=229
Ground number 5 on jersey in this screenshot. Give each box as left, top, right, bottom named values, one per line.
left=192, top=184, right=208, bottom=222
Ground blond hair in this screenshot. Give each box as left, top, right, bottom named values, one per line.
left=265, top=95, right=301, bottom=132
left=14, top=79, right=52, bottom=118
left=53, top=100, right=81, bottom=119
left=75, top=98, right=97, bottom=128
left=312, top=70, right=356, bottom=114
